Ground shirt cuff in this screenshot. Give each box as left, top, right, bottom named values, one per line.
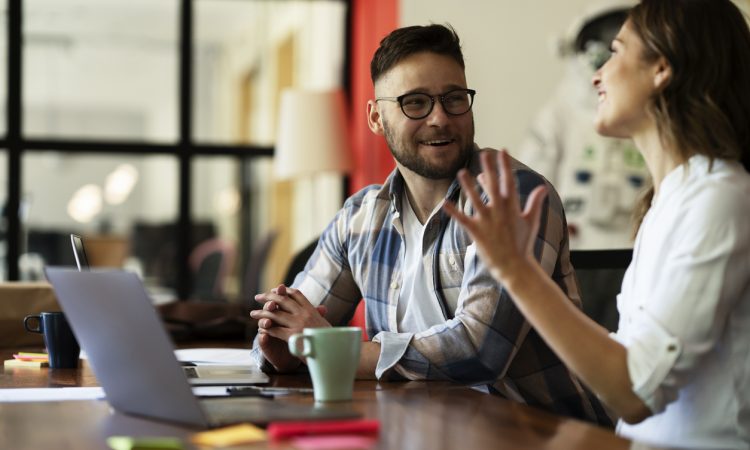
left=611, top=311, right=682, bottom=413
left=249, top=346, right=275, bottom=373
left=371, top=331, right=414, bottom=379
left=250, top=335, right=307, bottom=374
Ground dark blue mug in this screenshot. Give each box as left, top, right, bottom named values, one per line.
left=23, top=312, right=80, bottom=369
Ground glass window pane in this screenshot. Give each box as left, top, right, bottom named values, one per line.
left=22, top=151, right=179, bottom=299
left=191, top=155, right=274, bottom=302
left=23, top=0, right=179, bottom=142
left=194, top=0, right=347, bottom=145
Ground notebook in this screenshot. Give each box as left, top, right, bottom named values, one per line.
left=44, top=267, right=359, bottom=427
left=69, top=233, right=262, bottom=385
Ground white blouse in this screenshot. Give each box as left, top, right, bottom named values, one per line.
left=613, top=155, right=750, bottom=449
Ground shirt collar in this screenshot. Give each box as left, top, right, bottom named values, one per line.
left=385, top=143, right=480, bottom=212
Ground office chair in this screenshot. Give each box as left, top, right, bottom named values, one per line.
left=188, top=238, right=236, bottom=301
left=283, top=237, right=319, bottom=286
left=241, top=230, right=279, bottom=302
left=570, top=249, right=632, bottom=332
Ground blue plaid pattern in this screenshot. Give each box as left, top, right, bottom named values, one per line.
left=291, top=146, right=612, bottom=425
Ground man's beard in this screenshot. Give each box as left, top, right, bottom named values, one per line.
left=383, top=120, right=474, bottom=180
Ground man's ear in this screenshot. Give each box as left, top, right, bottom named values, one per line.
left=653, top=56, right=672, bottom=91
left=367, top=100, right=384, bottom=136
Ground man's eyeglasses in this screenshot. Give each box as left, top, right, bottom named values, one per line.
left=376, top=89, right=476, bottom=120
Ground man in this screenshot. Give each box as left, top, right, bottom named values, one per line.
left=251, top=24, right=610, bottom=424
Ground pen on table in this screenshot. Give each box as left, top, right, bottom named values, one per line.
left=225, top=386, right=314, bottom=397
left=225, top=387, right=275, bottom=398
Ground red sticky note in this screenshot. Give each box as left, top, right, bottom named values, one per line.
left=291, top=435, right=378, bottom=450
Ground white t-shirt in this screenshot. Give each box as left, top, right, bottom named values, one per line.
left=612, top=155, right=750, bottom=449
left=396, top=191, right=446, bottom=332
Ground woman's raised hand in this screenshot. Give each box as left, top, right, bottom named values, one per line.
left=443, top=150, right=548, bottom=283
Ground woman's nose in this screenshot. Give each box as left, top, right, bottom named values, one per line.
left=592, top=70, right=602, bottom=89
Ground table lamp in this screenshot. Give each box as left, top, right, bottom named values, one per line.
left=274, top=88, right=352, bottom=238
left=274, top=88, right=352, bottom=180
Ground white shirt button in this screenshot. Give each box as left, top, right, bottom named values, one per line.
left=390, top=282, right=399, bottom=289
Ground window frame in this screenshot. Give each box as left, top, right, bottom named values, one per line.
left=1, top=0, right=351, bottom=298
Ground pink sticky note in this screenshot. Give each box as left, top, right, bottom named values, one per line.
left=290, top=434, right=377, bottom=450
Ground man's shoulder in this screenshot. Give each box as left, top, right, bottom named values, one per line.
left=471, top=146, right=556, bottom=194
left=347, top=183, right=383, bottom=201
left=340, top=182, right=395, bottom=222
left=344, top=168, right=401, bottom=209
left=472, top=146, right=539, bottom=174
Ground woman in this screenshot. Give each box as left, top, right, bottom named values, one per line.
left=444, top=0, right=750, bottom=448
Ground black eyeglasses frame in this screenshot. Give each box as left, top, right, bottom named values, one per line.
left=375, top=88, right=476, bottom=120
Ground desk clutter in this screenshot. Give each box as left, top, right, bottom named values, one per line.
left=191, top=424, right=266, bottom=447
left=104, top=420, right=380, bottom=449
left=3, top=352, right=49, bottom=368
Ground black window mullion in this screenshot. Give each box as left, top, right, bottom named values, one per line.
left=176, top=0, right=194, bottom=300
left=6, top=0, right=22, bottom=281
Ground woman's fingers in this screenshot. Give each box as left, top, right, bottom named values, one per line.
left=523, top=185, right=548, bottom=252
left=443, top=201, right=479, bottom=235
left=478, top=151, right=501, bottom=203
left=456, top=169, right=486, bottom=215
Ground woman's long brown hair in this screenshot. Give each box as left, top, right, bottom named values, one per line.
left=627, top=0, right=750, bottom=230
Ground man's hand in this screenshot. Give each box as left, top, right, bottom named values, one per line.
left=250, top=284, right=329, bottom=372
left=256, top=333, right=301, bottom=372
left=252, top=284, right=331, bottom=341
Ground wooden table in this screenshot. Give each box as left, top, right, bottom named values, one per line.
left=0, top=347, right=650, bottom=450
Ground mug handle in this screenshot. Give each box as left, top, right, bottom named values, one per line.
left=23, top=315, right=43, bottom=334
left=288, top=334, right=315, bottom=358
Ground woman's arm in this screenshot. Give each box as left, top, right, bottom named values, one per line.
left=444, top=150, right=650, bottom=423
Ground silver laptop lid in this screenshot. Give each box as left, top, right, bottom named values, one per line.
left=44, top=267, right=208, bottom=428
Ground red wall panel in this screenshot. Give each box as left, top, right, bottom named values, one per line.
left=349, top=0, right=398, bottom=194
left=348, top=0, right=398, bottom=333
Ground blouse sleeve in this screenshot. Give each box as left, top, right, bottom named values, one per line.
left=615, top=184, right=750, bottom=413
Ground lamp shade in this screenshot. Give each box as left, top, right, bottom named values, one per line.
left=274, top=89, right=352, bottom=180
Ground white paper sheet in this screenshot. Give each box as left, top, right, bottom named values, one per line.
left=0, top=387, right=105, bottom=402
left=191, top=386, right=232, bottom=397
left=173, top=348, right=255, bottom=366
left=0, top=386, right=231, bottom=402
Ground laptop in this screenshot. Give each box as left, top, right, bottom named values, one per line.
left=44, top=267, right=359, bottom=427
left=69, top=233, right=264, bottom=385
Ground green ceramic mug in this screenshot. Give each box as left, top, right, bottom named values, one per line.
left=289, top=326, right=361, bottom=402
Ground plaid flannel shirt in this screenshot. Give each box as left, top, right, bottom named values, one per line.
left=288, top=145, right=611, bottom=425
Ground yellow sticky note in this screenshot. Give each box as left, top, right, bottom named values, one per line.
left=192, top=423, right=267, bottom=447
left=106, top=436, right=184, bottom=450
